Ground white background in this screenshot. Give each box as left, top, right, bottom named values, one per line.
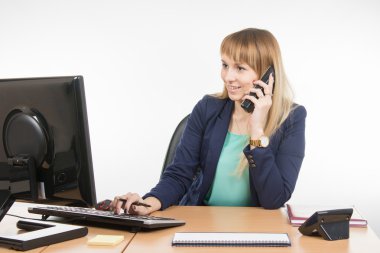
left=1, top=0, right=379, bottom=237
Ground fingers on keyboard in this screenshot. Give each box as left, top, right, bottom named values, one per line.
left=114, top=193, right=142, bottom=214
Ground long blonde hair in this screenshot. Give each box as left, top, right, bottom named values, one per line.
left=216, top=28, right=294, bottom=175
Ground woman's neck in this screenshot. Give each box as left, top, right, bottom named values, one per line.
left=233, top=101, right=250, bottom=120
left=230, top=101, right=250, bottom=135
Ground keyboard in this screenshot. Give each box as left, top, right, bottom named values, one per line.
left=28, top=205, right=185, bottom=231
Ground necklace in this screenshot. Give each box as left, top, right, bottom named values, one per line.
left=233, top=114, right=248, bottom=135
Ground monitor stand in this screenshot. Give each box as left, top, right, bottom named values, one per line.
left=0, top=190, right=15, bottom=221
left=0, top=190, right=88, bottom=251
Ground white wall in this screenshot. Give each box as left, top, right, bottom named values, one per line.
left=1, top=0, right=379, bottom=237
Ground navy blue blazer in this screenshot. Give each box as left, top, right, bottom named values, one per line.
left=145, top=95, right=306, bottom=209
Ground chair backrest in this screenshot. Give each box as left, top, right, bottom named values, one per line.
left=161, top=114, right=190, bottom=177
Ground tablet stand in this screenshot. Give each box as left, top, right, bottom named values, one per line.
left=318, top=218, right=350, bottom=240
left=298, top=208, right=353, bottom=241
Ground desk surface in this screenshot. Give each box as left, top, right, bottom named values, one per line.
left=126, top=206, right=380, bottom=253
left=1, top=203, right=379, bottom=253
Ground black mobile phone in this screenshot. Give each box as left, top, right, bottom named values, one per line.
left=241, top=66, right=275, bottom=113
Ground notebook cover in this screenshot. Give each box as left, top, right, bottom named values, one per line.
left=286, top=204, right=367, bottom=227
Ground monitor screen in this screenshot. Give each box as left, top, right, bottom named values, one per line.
left=0, top=76, right=96, bottom=207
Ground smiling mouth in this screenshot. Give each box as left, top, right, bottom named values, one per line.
left=228, top=85, right=241, bottom=90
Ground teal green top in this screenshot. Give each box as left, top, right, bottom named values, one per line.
left=204, top=131, right=252, bottom=206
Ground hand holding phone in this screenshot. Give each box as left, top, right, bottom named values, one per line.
left=241, top=66, right=275, bottom=113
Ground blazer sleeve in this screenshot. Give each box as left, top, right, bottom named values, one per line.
left=143, top=96, right=209, bottom=209
left=243, top=105, right=307, bottom=209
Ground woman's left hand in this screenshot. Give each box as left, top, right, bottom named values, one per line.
left=242, top=73, right=274, bottom=138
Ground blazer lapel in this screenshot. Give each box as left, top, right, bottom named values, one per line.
left=199, top=99, right=234, bottom=202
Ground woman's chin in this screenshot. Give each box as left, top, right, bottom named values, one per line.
left=227, top=93, right=244, bottom=102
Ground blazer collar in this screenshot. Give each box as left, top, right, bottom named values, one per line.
left=218, top=98, right=234, bottom=121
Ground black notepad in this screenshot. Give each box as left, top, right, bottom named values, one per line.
left=172, top=232, right=291, bottom=247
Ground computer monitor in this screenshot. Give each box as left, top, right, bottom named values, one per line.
left=0, top=76, right=96, bottom=210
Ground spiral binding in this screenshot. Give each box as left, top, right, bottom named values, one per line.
left=172, top=232, right=291, bottom=247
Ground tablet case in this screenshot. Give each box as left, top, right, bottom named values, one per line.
left=0, top=219, right=88, bottom=251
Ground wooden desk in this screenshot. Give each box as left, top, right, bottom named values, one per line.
left=125, top=206, right=380, bottom=253
left=1, top=204, right=379, bottom=252
left=0, top=202, right=135, bottom=253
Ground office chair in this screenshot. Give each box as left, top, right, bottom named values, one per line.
left=161, top=114, right=190, bottom=177
left=160, top=114, right=202, bottom=206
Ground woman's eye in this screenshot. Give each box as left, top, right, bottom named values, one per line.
left=237, top=66, right=246, bottom=71
left=222, top=63, right=228, bottom=69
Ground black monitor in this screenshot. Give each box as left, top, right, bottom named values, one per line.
left=0, top=76, right=96, bottom=211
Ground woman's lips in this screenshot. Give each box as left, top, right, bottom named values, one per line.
left=227, top=85, right=241, bottom=93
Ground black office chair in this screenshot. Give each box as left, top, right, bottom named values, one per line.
left=160, top=114, right=202, bottom=206
left=161, top=114, right=190, bottom=177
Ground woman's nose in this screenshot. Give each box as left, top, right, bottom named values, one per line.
left=224, top=68, right=237, bottom=82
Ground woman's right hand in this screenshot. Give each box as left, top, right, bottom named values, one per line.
left=111, top=192, right=161, bottom=215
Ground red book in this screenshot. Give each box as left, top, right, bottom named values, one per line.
left=286, top=204, right=368, bottom=227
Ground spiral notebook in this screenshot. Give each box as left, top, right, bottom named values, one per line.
left=172, top=232, right=291, bottom=247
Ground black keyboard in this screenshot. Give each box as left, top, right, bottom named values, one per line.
left=28, top=205, right=185, bottom=231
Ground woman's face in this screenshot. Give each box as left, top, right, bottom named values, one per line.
left=221, top=54, right=258, bottom=102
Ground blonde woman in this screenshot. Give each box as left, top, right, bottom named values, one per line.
left=112, top=28, right=306, bottom=215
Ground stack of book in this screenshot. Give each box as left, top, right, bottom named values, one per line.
left=286, top=204, right=368, bottom=227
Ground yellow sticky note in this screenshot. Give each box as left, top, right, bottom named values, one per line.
left=87, top=235, right=125, bottom=246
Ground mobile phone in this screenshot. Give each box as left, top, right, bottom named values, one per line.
left=241, top=66, right=275, bottom=113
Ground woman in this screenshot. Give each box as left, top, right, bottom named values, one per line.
left=112, top=28, right=306, bottom=215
